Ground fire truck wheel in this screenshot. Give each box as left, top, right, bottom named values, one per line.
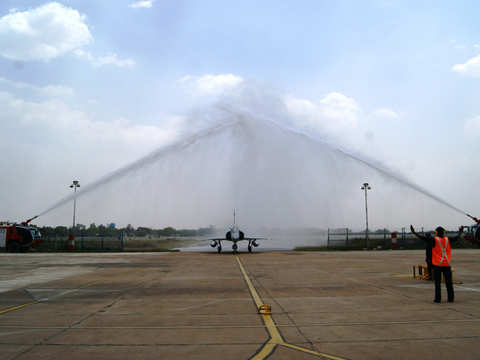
left=7, top=241, right=21, bottom=253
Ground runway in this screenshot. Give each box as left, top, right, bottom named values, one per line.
left=1, top=249, right=480, bottom=359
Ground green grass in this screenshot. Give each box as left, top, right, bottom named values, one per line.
left=294, top=245, right=390, bottom=251
left=294, top=246, right=361, bottom=251
left=30, top=237, right=200, bottom=252
left=123, top=238, right=200, bottom=251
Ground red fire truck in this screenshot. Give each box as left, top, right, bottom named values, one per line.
left=465, top=214, right=480, bottom=244
left=0, top=217, right=41, bottom=252
left=464, top=224, right=480, bottom=244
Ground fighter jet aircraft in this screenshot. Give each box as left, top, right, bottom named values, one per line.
left=209, top=211, right=266, bottom=253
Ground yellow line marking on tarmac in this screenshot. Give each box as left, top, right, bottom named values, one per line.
left=0, top=280, right=103, bottom=316
left=236, top=256, right=346, bottom=360
left=0, top=301, right=38, bottom=315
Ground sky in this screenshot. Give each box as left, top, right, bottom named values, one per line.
left=0, top=0, right=479, bottom=230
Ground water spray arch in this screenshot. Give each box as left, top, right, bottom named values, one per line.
left=35, top=104, right=469, bottom=232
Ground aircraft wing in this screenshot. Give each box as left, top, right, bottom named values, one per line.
left=208, top=237, right=267, bottom=242
left=209, top=238, right=238, bottom=243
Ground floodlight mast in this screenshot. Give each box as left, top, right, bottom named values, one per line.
left=70, top=180, right=80, bottom=231
left=361, top=182, right=371, bottom=248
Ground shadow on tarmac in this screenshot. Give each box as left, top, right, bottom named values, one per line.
left=176, top=245, right=291, bottom=254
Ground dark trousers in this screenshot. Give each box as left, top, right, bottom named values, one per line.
left=426, top=259, right=433, bottom=280
left=433, top=265, right=454, bottom=302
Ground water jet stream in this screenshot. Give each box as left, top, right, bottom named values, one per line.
left=36, top=118, right=238, bottom=218
left=34, top=106, right=468, bottom=223
left=221, top=105, right=468, bottom=217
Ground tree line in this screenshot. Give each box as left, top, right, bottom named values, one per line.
left=38, top=223, right=216, bottom=238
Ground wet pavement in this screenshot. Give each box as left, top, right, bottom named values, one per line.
left=1, top=249, right=479, bottom=359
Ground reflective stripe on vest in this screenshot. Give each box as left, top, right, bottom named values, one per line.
left=438, top=237, right=448, bottom=264
left=433, top=236, right=450, bottom=266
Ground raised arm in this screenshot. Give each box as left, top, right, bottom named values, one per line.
left=450, top=226, right=464, bottom=243
left=410, top=225, right=417, bottom=236
left=410, top=225, right=425, bottom=240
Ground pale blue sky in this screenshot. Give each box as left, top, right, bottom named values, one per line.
left=0, top=1, right=478, bottom=227
left=1, top=0, right=479, bottom=119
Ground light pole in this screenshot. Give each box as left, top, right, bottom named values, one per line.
left=70, top=180, right=80, bottom=231
left=361, top=182, right=371, bottom=248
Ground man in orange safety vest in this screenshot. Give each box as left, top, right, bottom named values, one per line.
left=432, top=226, right=463, bottom=303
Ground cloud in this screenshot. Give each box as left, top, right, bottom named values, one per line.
left=0, top=91, right=178, bottom=146
left=0, top=2, right=92, bottom=61
left=464, top=115, right=480, bottom=136
left=179, top=74, right=244, bottom=95
left=284, top=92, right=361, bottom=133
left=371, top=108, right=399, bottom=120
left=283, top=94, right=403, bottom=161
left=129, top=1, right=154, bottom=8
left=452, top=55, right=480, bottom=78
left=75, top=49, right=135, bottom=68
left=0, top=77, right=74, bottom=97
left=0, top=90, right=184, bottom=223
left=319, top=92, right=361, bottom=123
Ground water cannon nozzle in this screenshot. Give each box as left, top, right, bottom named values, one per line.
left=22, top=215, right=39, bottom=226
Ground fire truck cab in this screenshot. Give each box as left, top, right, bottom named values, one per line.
left=0, top=223, right=41, bottom=252
left=464, top=224, right=480, bottom=244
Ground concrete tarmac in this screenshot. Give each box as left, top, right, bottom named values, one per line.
left=1, top=249, right=480, bottom=360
